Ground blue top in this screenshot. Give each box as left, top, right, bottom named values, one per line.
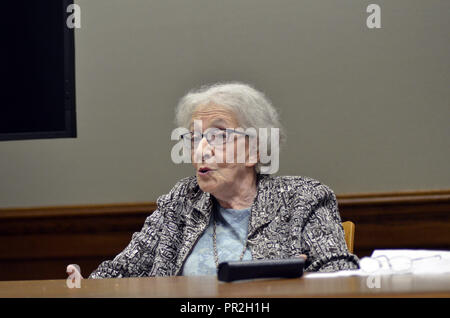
left=181, top=203, right=252, bottom=276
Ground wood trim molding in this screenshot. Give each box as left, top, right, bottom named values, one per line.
left=338, top=189, right=450, bottom=205
left=0, top=202, right=158, bottom=219
left=1, top=189, right=448, bottom=216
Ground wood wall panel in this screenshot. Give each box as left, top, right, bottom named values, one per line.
left=338, top=190, right=450, bottom=257
left=0, top=190, right=449, bottom=281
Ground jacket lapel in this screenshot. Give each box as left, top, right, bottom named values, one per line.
left=247, top=174, right=279, bottom=238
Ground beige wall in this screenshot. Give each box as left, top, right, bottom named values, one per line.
left=1, top=0, right=449, bottom=208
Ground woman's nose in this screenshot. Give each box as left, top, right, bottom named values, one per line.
left=193, top=137, right=214, bottom=163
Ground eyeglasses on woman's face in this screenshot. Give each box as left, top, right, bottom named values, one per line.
left=181, top=128, right=250, bottom=148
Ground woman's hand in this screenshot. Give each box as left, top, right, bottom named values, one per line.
left=66, top=264, right=83, bottom=280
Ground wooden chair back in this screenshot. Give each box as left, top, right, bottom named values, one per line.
left=342, top=221, right=355, bottom=254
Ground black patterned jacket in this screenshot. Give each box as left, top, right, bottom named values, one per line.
left=89, top=175, right=359, bottom=278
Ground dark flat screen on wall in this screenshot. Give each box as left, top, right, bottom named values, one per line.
left=1, top=0, right=76, bottom=141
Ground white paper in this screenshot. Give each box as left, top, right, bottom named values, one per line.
left=370, top=249, right=450, bottom=260
left=305, top=269, right=364, bottom=279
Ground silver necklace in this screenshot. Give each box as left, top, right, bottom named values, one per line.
left=212, top=214, right=248, bottom=269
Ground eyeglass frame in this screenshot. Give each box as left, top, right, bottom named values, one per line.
left=359, top=254, right=442, bottom=274
left=181, top=128, right=253, bottom=148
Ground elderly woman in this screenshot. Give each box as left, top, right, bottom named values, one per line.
left=88, top=82, right=359, bottom=278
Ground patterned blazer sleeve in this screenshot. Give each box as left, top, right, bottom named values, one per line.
left=88, top=208, right=165, bottom=279
left=301, top=185, right=360, bottom=272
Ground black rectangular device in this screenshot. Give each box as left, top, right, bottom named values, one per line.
left=2, top=0, right=76, bottom=141
left=217, top=258, right=305, bottom=282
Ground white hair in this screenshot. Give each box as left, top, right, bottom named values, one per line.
left=174, top=82, right=286, bottom=173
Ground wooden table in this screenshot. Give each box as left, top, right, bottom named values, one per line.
left=0, top=273, right=449, bottom=298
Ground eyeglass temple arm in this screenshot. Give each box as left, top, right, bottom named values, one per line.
left=374, top=255, right=394, bottom=270
left=226, top=129, right=257, bottom=137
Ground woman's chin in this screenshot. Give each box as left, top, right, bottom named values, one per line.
left=196, top=178, right=216, bottom=194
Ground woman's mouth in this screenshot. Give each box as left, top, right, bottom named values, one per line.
left=198, top=167, right=214, bottom=175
